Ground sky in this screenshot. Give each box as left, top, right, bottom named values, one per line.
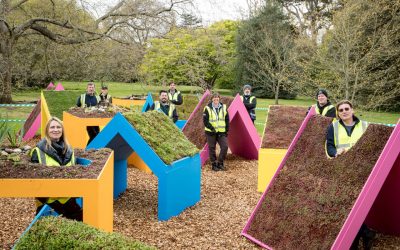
left=192, top=0, right=250, bottom=24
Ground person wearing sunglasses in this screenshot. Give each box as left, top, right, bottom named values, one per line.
left=326, top=100, right=368, bottom=158
left=326, top=100, right=374, bottom=249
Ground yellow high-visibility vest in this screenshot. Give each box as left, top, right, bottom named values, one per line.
left=240, top=95, right=255, bottom=103
left=315, top=104, right=335, bottom=116
left=31, top=147, right=75, bottom=206
left=154, top=101, right=175, bottom=118
left=80, top=94, right=100, bottom=107
left=204, top=104, right=227, bottom=133
left=168, top=91, right=180, bottom=102
left=333, top=120, right=368, bottom=151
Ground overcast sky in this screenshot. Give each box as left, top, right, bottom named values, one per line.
left=192, top=0, right=250, bottom=24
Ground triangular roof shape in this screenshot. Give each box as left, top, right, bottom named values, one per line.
left=141, top=92, right=154, bottom=112
left=86, top=113, right=201, bottom=221
left=46, top=82, right=54, bottom=90
left=54, top=82, right=65, bottom=91
left=242, top=108, right=400, bottom=249
left=22, top=99, right=41, bottom=141
left=183, top=91, right=260, bottom=165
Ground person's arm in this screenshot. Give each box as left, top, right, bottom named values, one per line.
left=225, top=109, right=230, bottom=134
left=172, top=108, right=178, bottom=123
left=76, top=96, right=82, bottom=107
left=203, top=108, right=215, bottom=132
left=244, top=97, right=256, bottom=110
left=326, top=124, right=337, bottom=157
left=326, top=107, right=337, bottom=118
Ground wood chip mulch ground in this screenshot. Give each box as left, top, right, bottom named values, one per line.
left=1, top=152, right=400, bottom=249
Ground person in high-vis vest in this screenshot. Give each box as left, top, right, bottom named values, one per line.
left=150, top=90, right=178, bottom=123
left=76, top=82, right=101, bottom=145
left=203, top=92, right=230, bottom=171
left=99, top=85, right=112, bottom=106
left=30, top=117, right=82, bottom=221
left=168, top=81, right=183, bottom=105
left=240, top=84, right=257, bottom=123
left=325, top=100, right=375, bottom=249
left=312, top=89, right=336, bottom=118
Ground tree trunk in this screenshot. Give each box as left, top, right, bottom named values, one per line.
left=274, top=80, right=280, bottom=105
left=0, top=39, right=13, bottom=103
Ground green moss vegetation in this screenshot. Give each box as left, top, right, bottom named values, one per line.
left=14, top=216, right=154, bottom=250
left=42, top=90, right=81, bottom=119
left=124, top=111, right=199, bottom=165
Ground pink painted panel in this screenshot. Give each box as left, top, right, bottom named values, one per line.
left=54, top=82, right=65, bottom=91
left=182, top=90, right=210, bottom=131
left=332, top=121, right=400, bottom=249
left=200, top=145, right=209, bottom=166
left=46, top=82, right=54, bottom=90
left=241, top=108, right=316, bottom=247
left=22, top=114, right=41, bottom=141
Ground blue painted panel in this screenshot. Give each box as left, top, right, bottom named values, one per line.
left=76, top=157, right=92, bottom=166
left=175, top=120, right=187, bottom=130
left=141, top=92, right=154, bottom=113
left=158, top=153, right=201, bottom=220
left=114, top=159, right=127, bottom=198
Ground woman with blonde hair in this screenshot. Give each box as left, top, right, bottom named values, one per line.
left=30, top=117, right=82, bottom=221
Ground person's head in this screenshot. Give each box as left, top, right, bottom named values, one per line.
left=87, top=82, right=95, bottom=95
left=159, top=90, right=168, bottom=103
left=243, top=84, right=252, bottom=95
left=316, top=89, right=329, bottom=106
left=101, top=85, right=108, bottom=95
left=44, top=117, right=70, bottom=152
left=336, top=100, right=354, bottom=123
left=211, top=92, right=221, bottom=106
left=169, top=81, right=176, bottom=92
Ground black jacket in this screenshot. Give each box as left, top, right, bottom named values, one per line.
left=326, top=115, right=361, bottom=157
left=317, top=101, right=336, bottom=118
left=203, top=102, right=230, bottom=135
left=31, top=139, right=74, bottom=166
left=76, top=93, right=99, bottom=107
left=168, top=90, right=183, bottom=105
left=150, top=102, right=178, bottom=123
left=242, top=95, right=257, bottom=120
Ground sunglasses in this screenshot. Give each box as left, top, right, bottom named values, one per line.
left=338, top=107, right=351, bottom=113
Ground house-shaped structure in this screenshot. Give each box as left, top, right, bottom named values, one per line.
left=183, top=91, right=260, bottom=165
left=87, top=113, right=201, bottom=221
left=242, top=111, right=400, bottom=249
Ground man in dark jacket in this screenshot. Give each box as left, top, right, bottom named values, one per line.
left=168, top=81, right=183, bottom=105
left=203, top=92, right=229, bottom=171
left=313, top=89, right=336, bottom=118
left=240, top=84, right=257, bottom=123
left=76, top=82, right=100, bottom=145
left=150, top=90, right=178, bottom=123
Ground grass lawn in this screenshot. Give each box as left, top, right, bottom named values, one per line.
left=2, top=82, right=399, bottom=136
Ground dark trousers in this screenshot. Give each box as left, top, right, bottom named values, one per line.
left=36, top=198, right=83, bottom=221
left=350, top=223, right=375, bottom=250
left=206, top=133, right=228, bottom=163
left=87, top=126, right=100, bottom=145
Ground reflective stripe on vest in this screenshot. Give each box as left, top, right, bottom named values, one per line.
left=31, top=147, right=75, bottom=205
left=154, top=101, right=175, bottom=118
left=240, top=95, right=255, bottom=103
left=315, top=104, right=335, bottom=116
left=81, top=94, right=100, bottom=107
left=204, top=104, right=227, bottom=133
left=333, top=120, right=368, bottom=151
left=168, top=91, right=180, bottom=102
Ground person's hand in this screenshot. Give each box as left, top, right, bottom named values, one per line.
left=335, top=148, right=346, bottom=157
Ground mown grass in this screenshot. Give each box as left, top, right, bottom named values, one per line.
left=124, top=111, right=199, bottom=165
left=4, top=82, right=400, bottom=136
left=42, top=90, right=82, bottom=119
left=14, top=216, right=154, bottom=250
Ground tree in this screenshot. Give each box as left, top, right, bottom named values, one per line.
left=235, top=1, right=297, bottom=103
left=139, top=20, right=238, bottom=90
left=0, top=0, right=191, bottom=103
left=317, top=0, right=400, bottom=111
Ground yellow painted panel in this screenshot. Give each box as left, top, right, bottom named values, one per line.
left=127, top=152, right=152, bottom=174
left=0, top=152, right=114, bottom=232
left=257, top=148, right=287, bottom=192
left=63, top=112, right=112, bottom=149
left=40, top=92, right=51, bottom=139
left=113, top=98, right=145, bottom=108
